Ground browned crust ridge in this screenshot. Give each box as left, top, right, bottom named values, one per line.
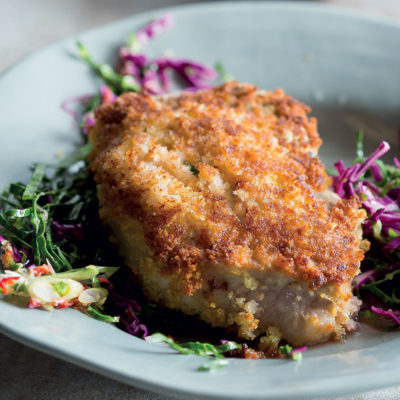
left=89, top=82, right=366, bottom=296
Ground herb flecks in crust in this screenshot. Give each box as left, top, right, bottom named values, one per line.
left=89, top=82, right=366, bottom=346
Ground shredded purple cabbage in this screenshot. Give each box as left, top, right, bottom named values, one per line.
left=108, top=286, right=148, bottom=339
left=118, top=53, right=217, bottom=94
left=61, top=94, right=93, bottom=125
left=353, top=269, right=377, bottom=290
left=370, top=163, right=383, bottom=182
left=332, top=141, right=391, bottom=198
left=120, top=49, right=149, bottom=68
left=116, top=13, right=217, bottom=94
left=291, top=346, right=308, bottom=355
left=135, top=13, right=173, bottom=46
left=154, top=57, right=217, bottom=90
left=81, top=112, right=96, bottom=134
left=141, top=68, right=164, bottom=95
left=333, top=142, right=399, bottom=238
left=332, top=138, right=400, bottom=328
left=371, top=306, right=400, bottom=325
left=51, top=221, right=84, bottom=241
left=100, top=84, right=117, bottom=103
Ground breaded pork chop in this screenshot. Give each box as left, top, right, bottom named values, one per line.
left=89, top=82, right=366, bottom=346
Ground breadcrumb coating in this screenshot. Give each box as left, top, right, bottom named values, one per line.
left=89, top=82, right=366, bottom=345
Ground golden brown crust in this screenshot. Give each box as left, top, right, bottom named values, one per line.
left=89, top=82, right=366, bottom=295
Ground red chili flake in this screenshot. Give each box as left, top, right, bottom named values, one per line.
left=52, top=298, right=77, bottom=309
left=29, top=298, right=41, bottom=309
left=97, top=277, right=110, bottom=284
left=0, top=276, right=20, bottom=295
left=29, top=264, right=52, bottom=276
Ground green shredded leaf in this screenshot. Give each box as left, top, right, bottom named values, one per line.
left=11, top=281, right=28, bottom=294
left=0, top=215, right=32, bottom=249
left=279, top=344, right=292, bottom=357
left=87, top=305, right=119, bottom=323
left=215, top=62, right=233, bottom=83
left=359, top=310, right=399, bottom=331
left=355, top=130, right=364, bottom=162
left=91, top=277, right=101, bottom=288
left=372, top=220, right=383, bottom=242
left=29, top=195, right=72, bottom=272
left=361, top=269, right=400, bottom=307
left=42, top=265, right=119, bottom=282
left=76, top=41, right=140, bottom=93
left=8, top=262, right=21, bottom=272
left=9, top=183, right=25, bottom=199
left=22, top=163, right=46, bottom=200
left=84, top=93, right=101, bottom=113
left=5, top=208, right=32, bottom=219
left=183, top=161, right=200, bottom=176
left=126, top=33, right=141, bottom=52
left=279, top=344, right=302, bottom=361
left=147, top=333, right=240, bottom=359
left=0, top=140, right=117, bottom=273
left=388, top=228, right=399, bottom=239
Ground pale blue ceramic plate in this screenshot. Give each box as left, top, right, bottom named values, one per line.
left=0, top=2, right=400, bottom=399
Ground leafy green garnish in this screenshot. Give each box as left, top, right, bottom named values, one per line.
left=353, top=131, right=400, bottom=196
left=30, top=194, right=72, bottom=271
left=279, top=344, right=303, bottom=361
left=45, top=265, right=119, bottom=281
left=76, top=41, right=140, bottom=94
left=183, top=161, right=200, bottom=176
left=126, top=33, right=141, bottom=52
left=215, top=62, right=233, bottom=83
left=359, top=310, right=399, bottom=331
left=91, top=277, right=101, bottom=288
left=360, top=269, right=400, bottom=307
left=355, top=130, right=364, bottom=162
left=279, top=344, right=292, bottom=357
left=0, top=141, right=117, bottom=273
left=149, top=333, right=240, bottom=357
left=87, top=305, right=120, bottom=323
left=11, top=281, right=28, bottom=294
left=84, top=93, right=101, bottom=114
left=23, top=163, right=46, bottom=200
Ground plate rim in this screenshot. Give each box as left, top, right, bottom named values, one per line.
left=1, top=2, right=400, bottom=399
left=2, top=320, right=400, bottom=400
left=1, top=0, right=400, bottom=82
